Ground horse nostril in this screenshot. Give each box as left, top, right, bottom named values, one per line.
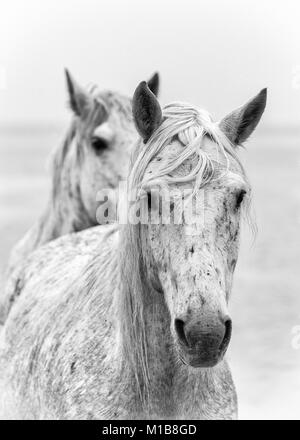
left=220, top=317, right=232, bottom=353
left=174, top=318, right=189, bottom=347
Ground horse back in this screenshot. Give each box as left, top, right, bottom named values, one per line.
left=0, top=224, right=119, bottom=419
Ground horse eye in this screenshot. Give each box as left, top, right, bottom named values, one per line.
left=91, top=137, right=108, bottom=153
left=235, top=190, right=246, bottom=209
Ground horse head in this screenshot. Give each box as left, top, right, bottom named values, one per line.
left=130, top=82, right=266, bottom=368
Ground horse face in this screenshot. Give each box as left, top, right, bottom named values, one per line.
left=65, top=71, right=160, bottom=224
left=132, top=80, right=265, bottom=369
left=145, top=137, right=249, bottom=368
left=78, top=94, right=135, bottom=221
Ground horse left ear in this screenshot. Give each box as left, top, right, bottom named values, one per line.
left=132, top=81, right=162, bottom=143
left=219, top=88, right=267, bottom=145
left=65, top=69, right=92, bottom=118
left=147, top=72, right=160, bottom=97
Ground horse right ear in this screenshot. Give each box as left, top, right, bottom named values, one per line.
left=65, top=69, right=92, bottom=117
left=132, top=81, right=162, bottom=143
left=219, top=88, right=267, bottom=146
left=147, top=72, right=160, bottom=97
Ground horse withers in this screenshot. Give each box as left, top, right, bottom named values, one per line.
left=0, top=81, right=266, bottom=419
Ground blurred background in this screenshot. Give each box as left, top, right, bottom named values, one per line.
left=0, top=0, right=300, bottom=419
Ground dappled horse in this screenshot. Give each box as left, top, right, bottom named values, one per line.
left=0, top=71, right=159, bottom=323
left=0, top=82, right=266, bottom=419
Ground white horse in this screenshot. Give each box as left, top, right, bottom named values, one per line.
left=0, top=71, right=159, bottom=324
left=0, top=81, right=266, bottom=419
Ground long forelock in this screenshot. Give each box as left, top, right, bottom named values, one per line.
left=128, top=101, right=255, bottom=234
left=129, top=102, right=247, bottom=195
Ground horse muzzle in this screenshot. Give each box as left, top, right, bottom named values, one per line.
left=174, top=315, right=232, bottom=368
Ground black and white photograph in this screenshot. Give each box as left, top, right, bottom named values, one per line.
left=0, top=0, right=299, bottom=422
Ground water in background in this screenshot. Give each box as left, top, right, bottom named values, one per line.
left=0, top=125, right=300, bottom=419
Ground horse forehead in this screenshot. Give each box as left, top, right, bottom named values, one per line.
left=201, top=138, right=247, bottom=185
left=93, top=123, right=114, bottom=142
left=145, top=139, right=186, bottom=174
left=95, top=90, right=132, bottom=120
left=164, top=138, right=185, bottom=156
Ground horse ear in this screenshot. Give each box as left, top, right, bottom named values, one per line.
left=147, top=72, right=160, bottom=97
left=65, top=69, right=92, bottom=117
left=219, top=88, right=267, bottom=145
left=132, top=81, right=162, bottom=143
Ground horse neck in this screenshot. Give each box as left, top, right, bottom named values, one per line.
left=118, top=224, right=174, bottom=406
left=35, top=128, right=95, bottom=247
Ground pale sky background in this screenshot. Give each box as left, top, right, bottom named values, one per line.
left=0, top=0, right=300, bottom=126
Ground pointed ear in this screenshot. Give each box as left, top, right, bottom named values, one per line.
left=147, top=72, right=160, bottom=97
left=132, top=81, right=162, bottom=143
left=65, top=69, right=92, bottom=117
left=219, top=88, right=267, bottom=145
